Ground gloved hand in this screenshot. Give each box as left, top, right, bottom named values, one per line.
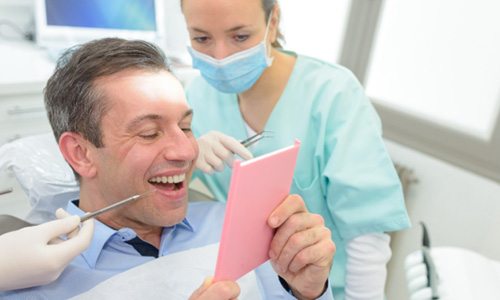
left=0, top=208, right=94, bottom=291
left=196, top=131, right=253, bottom=174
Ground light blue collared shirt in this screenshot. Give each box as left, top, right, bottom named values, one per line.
left=1, top=200, right=333, bottom=300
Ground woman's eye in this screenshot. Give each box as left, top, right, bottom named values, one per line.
left=193, top=36, right=209, bottom=44
left=234, top=34, right=249, bottom=42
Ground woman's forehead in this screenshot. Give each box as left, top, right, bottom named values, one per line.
left=183, top=0, right=266, bottom=24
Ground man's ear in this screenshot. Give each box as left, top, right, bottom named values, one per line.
left=58, top=132, right=98, bottom=178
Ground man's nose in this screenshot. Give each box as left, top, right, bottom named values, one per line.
left=161, top=131, right=197, bottom=162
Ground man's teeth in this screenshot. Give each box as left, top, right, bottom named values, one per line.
left=148, top=174, right=186, bottom=184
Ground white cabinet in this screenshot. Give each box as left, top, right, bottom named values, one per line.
left=0, top=41, right=54, bottom=217
left=0, top=94, right=52, bottom=144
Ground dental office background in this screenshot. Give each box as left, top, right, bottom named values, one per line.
left=0, top=0, right=499, bottom=299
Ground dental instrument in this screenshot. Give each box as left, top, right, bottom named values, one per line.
left=240, top=131, right=274, bottom=148
left=0, top=190, right=155, bottom=235
left=79, top=189, right=155, bottom=222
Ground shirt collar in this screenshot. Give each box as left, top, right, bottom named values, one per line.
left=66, top=200, right=195, bottom=268
left=177, top=218, right=195, bottom=232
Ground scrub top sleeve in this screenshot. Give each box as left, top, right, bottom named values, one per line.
left=323, top=78, right=410, bottom=241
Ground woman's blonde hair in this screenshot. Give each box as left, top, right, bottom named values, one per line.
left=262, top=0, right=285, bottom=48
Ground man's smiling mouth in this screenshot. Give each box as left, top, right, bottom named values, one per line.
left=148, top=173, right=186, bottom=191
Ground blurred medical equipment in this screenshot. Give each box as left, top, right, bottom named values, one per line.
left=0, top=133, right=79, bottom=224
left=0, top=188, right=13, bottom=196
left=34, top=0, right=165, bottom=51
left=394, top=162, right=419, bottom=197
left=405, top=223, right=500, bottom=300
left=0, top=215, right=33, bottom=236
left=405, top=223, right=439, bottom=300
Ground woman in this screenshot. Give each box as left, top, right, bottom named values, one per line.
left=181, top=0, right=410, bottom=299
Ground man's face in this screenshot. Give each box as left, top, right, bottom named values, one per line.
left=88, top=69, right=198, bottom=229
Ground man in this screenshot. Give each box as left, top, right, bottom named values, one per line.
left=0, top=38, right=335, bottom=299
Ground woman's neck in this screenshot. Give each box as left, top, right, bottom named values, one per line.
left=238, top=49, right=296, bottom=132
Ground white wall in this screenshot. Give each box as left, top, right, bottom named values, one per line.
left=162, top=0, right=190, bottom=63
left=384, top=139, right=500, bottom=299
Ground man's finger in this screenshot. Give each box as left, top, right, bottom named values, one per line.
left=189, top=276, right=214, bottom=299
left=189, top=278, right=240, bottom=300
left=268, top=195, right=307, bottom=228
left=275, top=226, right=330, bottom=272
left=269, top=212, right=324, bottom=260
left=288, top=238, right=335, bottom=273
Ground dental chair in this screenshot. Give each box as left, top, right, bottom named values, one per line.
left=405, top=223, right=500, bottom=300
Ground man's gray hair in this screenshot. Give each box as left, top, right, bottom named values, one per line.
left=44, top=38, right=171, bottom=148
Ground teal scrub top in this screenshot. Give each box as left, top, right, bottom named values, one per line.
left=186, top=53, right=410, bottom=299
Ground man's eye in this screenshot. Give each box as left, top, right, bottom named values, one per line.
left=139, top=132, right=159, bottom=139
left=181, top=127, right=192, bottom=133
left=234, top=34, right=249, bottom=42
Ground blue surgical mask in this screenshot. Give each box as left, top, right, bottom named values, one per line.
left=187, top=17, right=274, bottom=94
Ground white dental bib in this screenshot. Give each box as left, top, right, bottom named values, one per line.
left=71, top=243, right=261, bottom=299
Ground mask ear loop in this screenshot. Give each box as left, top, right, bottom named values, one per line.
left=264, top=9, right=273, bottom=42
left=263, top=6, right=276, bottom=62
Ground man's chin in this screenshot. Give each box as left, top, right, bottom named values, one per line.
left=155, top=205, right=189, bottom=227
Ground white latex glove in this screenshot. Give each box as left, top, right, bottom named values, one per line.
left=0, top=208, right=94, bottom=291
left=196, top=131, right=253, bottom=174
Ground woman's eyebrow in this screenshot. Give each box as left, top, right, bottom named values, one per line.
left=225, top=25, right=248, bottom=33
left=190, top=27, right=209, bottom=34
left=190, top=25, right=251, bottom=34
